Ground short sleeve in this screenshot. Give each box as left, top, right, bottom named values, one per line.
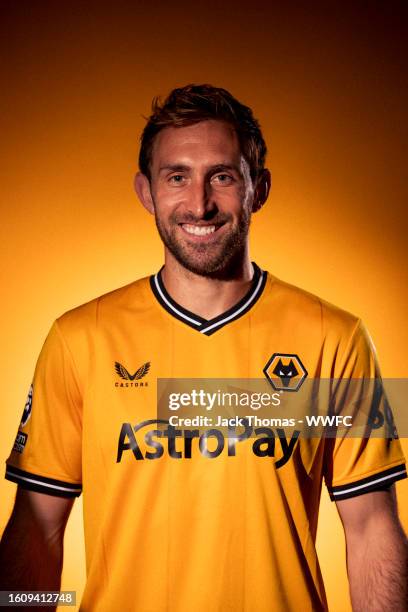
left=5, top=320, right=83, bottom=498
left=324, top=319, right=407, bottom=501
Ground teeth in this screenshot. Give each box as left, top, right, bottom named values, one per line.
left=182, top=224, right=216, bottom=236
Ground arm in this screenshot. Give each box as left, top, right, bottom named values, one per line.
left=0, top=486, right=74, bottom=594
left=336, top=485, right=408, bottom=611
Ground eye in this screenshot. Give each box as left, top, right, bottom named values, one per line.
left=212, top=174, right=233, bottom=184
left=169, top=174, right=185, bottom=184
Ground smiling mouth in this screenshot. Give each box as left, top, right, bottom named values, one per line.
left=180, top=223, right=221, bottom=236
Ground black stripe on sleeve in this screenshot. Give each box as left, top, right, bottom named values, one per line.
left=328, top=463, right=407, bottom=501
left=5, top=464, right=82, bottom=498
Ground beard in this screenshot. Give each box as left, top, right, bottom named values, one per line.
left=154, top=206, right=252, bottom=280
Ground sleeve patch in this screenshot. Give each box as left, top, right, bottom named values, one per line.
left=20, top=383, right=33, bottom=428
left=12, top=432, right=28, bottom=454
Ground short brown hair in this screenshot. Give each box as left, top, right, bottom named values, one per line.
left=139, top=84, right=267, bottom=184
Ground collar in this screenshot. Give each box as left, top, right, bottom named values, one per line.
left=150, top=262, right=267, bottom=336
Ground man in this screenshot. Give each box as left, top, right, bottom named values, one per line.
left=1, top=84, right=407, bottom=611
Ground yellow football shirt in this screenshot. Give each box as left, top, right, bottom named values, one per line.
left=5, top=263, right=407, bottom=611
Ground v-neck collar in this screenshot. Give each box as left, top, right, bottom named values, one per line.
left=149, top=262, right=267, bottom=336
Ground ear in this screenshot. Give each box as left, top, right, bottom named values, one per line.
left=134, top=172, right=155, bottom=215
left=252, top=169, right=271, bottom=213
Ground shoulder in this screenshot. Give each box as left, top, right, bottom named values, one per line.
left=54, top=275, right=152, bottom=339
left=264, top=272, right=361, bottom=339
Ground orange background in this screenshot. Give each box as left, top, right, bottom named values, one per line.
left=1, top=2, right=407, bottom=610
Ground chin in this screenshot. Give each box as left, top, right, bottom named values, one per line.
left=174, top=247, right=246, bottom=280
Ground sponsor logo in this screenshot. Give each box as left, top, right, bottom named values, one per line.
left=13, top=432, right=28, bottom=454
left=20, top=384, right=33, bottom=427
left=263, top=354, right=307, bottom=392
left=114, top=361, right=150, bottom=388
left=116, top=419, right=300, bottom=468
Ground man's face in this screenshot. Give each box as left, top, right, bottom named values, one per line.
left=147, top=119, right=256, bottom=277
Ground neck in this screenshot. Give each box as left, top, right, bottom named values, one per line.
left=161, top=251, right=255, bottom=320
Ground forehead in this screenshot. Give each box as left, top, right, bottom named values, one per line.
left=150, top=120, right=242, bottom=168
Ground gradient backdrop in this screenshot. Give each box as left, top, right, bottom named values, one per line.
left=1, top=2, right=407, bottom=610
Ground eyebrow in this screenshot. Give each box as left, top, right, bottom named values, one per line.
left=158, top=163, right=242, bottom=175
left=159, top=164, right=190, bottom=174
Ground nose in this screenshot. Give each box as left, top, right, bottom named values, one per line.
left=186, top=177, right=216, bottom=219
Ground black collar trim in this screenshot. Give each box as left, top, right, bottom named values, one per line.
left=150, top=263, right=267, bottom=336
